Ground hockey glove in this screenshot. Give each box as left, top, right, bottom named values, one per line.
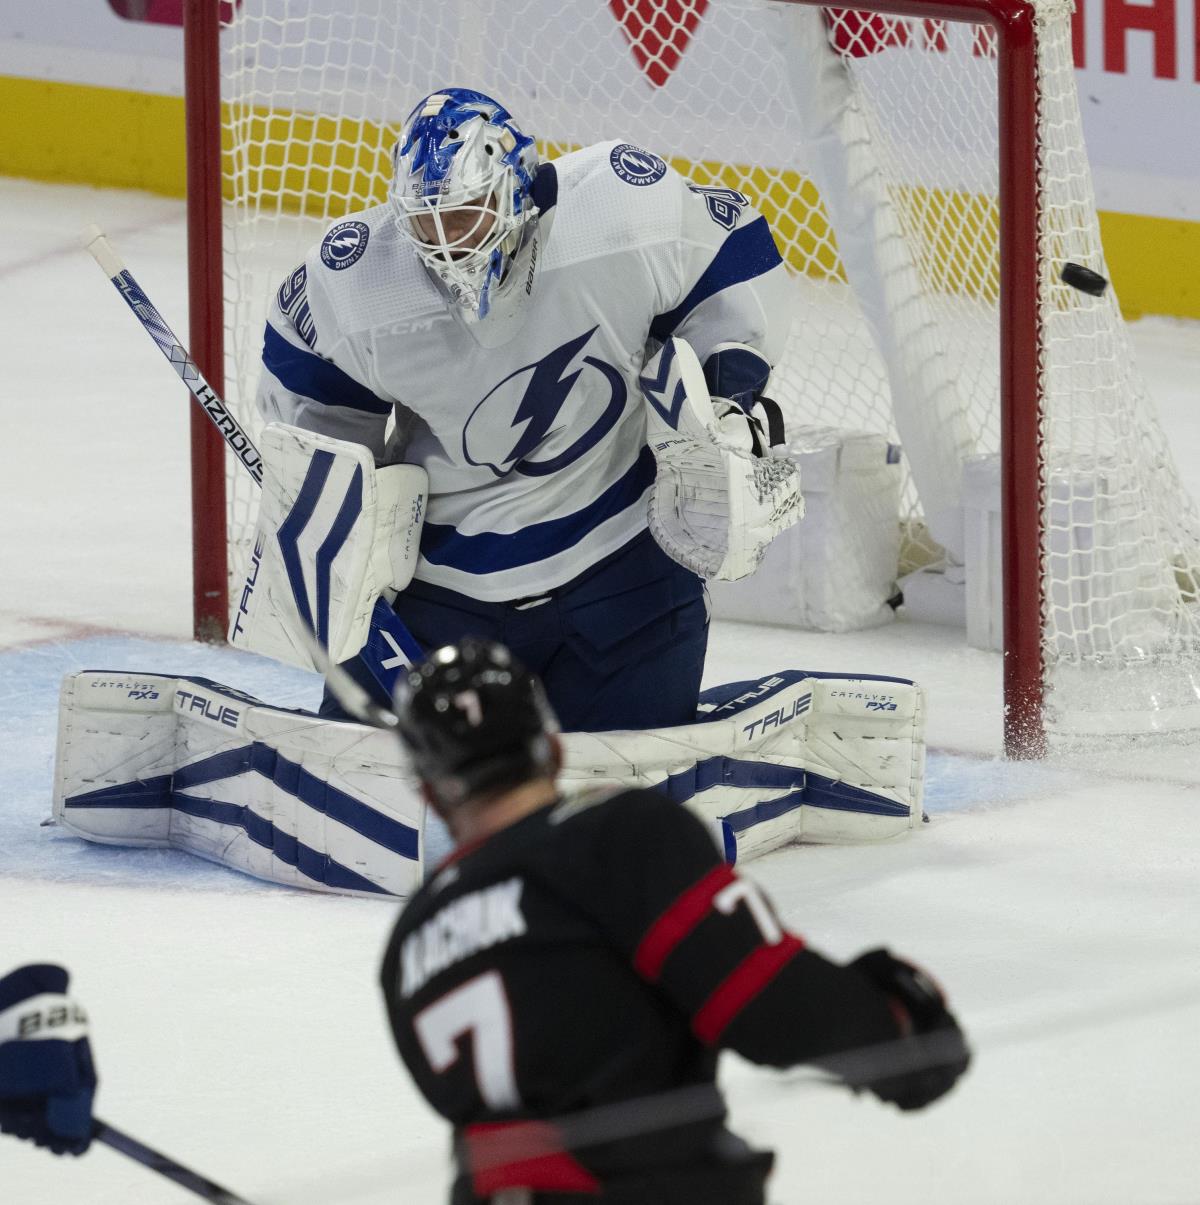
left=640, top=337, right=803, bottom=581
left=0, top=964, right=97, bottom=1155
left=839, top=948, right=970, bottom=1111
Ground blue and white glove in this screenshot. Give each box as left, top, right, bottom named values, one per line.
left=640, top=337, right=803, bottom=581
left=0, top=964, right=96, bottom=1155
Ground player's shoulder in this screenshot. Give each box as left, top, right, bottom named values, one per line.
left=302, top=201, right=442, bottom=335
left=542, top=785, right=723, bottom=868
left=544, top=140, right=689, bottom=269
left=398, top=789, right=722, bottom=917
left=548, top=783, right=685, bottom=829
left=554, top=141, right=681, bottom=194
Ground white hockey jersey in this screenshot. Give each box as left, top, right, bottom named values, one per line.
left=257, top=141, right=791, bottom=602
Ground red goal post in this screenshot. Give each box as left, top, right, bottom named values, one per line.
left=771, top=0, right=1046, bottom=757
left=184, top=0, right=227, bottom=645
left=183, top=0, right=1200, bottom=756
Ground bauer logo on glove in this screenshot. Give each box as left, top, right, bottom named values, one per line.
left=0, top=964, right=98, bottom=1157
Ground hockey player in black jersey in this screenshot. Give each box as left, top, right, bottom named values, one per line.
left=380, top=639, right=970, bottom=1204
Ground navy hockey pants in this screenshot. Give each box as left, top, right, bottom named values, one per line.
left=324, top=531, right=709, bottom=732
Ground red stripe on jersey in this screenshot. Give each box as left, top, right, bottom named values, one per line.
left=633, top=863, right=737, bottom=981
left=464, top=1120, right=601, bottom=1195
left=692, top=934, right=805, bottom=1044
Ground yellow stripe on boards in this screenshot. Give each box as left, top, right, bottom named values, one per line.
left=1099, top=212, right=1200, bottom=321
left=0, top=75, right=186, bottom=196
left=224, top=106, right=395, bottom=216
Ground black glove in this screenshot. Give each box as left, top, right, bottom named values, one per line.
left=0, top=964, right=97, bottom=1155
left=841, top=948, right=970, bottom=1111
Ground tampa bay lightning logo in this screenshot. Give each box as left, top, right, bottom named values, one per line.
left=609, top=143, right=667, bottom=187
left=463, top=328, right=627, bottom=478
left=320, top=221, right=370, bottom=270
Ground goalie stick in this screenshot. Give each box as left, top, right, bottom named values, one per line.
left=94, top=1117, right=257, bottom=1204
left=81, top=225, right=422, bottom=697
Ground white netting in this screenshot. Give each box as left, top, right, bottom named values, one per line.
left=215, top=0, right=1200, bottom=739
left=1029, top=0, right=1200, bottom=733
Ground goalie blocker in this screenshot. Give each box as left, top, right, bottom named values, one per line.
left=229, top=422, right=428, bottom=673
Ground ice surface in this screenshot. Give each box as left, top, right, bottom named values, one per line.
left=3, top=178, right=1200, bottom=1203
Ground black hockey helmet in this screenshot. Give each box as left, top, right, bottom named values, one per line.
left=393, top=638, right=559, bottom=807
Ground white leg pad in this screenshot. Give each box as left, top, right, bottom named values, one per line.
left=559, top=670, right=924, bottom=861
left=53, top=673, right=424, bottom=898
left=52, top=667, right=923, bottom=892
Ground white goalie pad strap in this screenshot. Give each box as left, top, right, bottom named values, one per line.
left=229, top=423, right=428, bottom=671
left=559, top=669, right=924, bottom=861
left=640, top=337, right=804, bottom=582
left=52, top=672, right=425, bottom=898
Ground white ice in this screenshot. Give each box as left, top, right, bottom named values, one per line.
left=2, top=178, right=1200, bottom=1204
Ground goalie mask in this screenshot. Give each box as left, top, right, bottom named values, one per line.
left=393, top=638, right=559, bottom=810
left=389, top=89, right=549, bottom=341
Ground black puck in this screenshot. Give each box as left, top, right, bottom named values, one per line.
left=1061, top=262, right=1109, bottom=296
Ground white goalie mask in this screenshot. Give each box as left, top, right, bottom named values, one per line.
left=389, top=89, right=551, bottom=343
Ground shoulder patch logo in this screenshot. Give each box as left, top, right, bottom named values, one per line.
left=609, top=143, right=667, bottom=187
left=687, top=184, right=749, bottom=231
left=320, top=221, right=370, bottom=270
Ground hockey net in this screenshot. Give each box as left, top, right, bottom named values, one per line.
left=197, top=0, right=1200, bottom=749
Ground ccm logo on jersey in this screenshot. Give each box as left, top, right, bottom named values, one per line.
left=400, top=877, right=527, bottom=998
left=609, top=143, right=668, bottom=186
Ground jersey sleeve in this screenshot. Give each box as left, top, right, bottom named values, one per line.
left=566, top=791, right=902, bottom=1069
left=646, top=169, right=792, bottom=399
left=255, top=259, right=394, bottom=460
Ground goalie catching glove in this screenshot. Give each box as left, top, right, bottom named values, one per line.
left=639, top=337, right=803, bottom=581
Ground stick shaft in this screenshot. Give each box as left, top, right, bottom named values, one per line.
left=82, top=226, right=264, bottom=487
left=94, top=1118, right=257, bottom=1205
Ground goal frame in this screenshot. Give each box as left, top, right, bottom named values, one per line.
left=183, top=0, right=1046, bottom=756
left=184, top=0, right=228, bottom=645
